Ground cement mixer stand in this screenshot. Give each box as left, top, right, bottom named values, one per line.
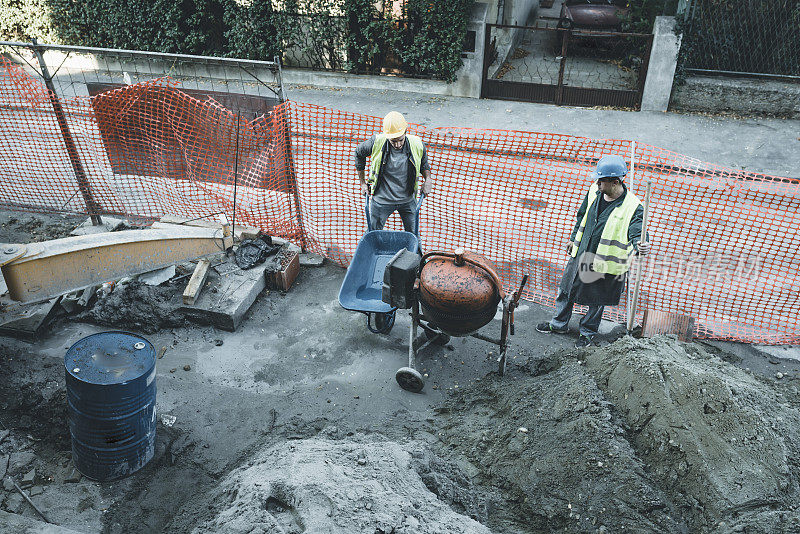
left=395, top=275, right=528, bottom=393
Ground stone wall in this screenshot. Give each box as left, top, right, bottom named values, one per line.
left=671, top=75, right=800, bottom=119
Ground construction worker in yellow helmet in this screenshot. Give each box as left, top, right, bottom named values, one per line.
left=354, top=111, right=433, bottom=232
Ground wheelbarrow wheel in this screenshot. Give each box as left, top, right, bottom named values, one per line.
left=396, top=367, right=425, bottom=393
left=367, top=310, right=395, bottom=334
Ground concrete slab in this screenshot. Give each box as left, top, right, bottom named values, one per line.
left=180, top=261, right=270, bottom=331
left=300, top=253, right=325, bottom=267
left=69, top=216, right=126, bottom=236
left=755, top=344, right=800, bottom=363
left=0, top=298, right=61, bottom=340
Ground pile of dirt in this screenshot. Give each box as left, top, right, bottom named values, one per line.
left=435, top=354, right=682, bottom=533
left=189, top=436, right=492, bottom=534
left=433, top=336, right=800, bottom=533
left=583, top=336, right=800, bottom=532
left=78, top=282, right=187, bottom=334
left=0, top=213, right=84, bottom=244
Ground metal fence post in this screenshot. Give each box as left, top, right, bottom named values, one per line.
left=31, top=39, right=103, bottom=225
left=555, top=29, right=569, bottom=105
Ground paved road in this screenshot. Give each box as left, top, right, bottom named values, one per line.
left=286, top=84, right=800, bottom=180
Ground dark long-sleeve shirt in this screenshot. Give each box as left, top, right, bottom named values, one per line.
left=354, top=135, right=430, bottom=204
left=560, top=184, right=648, bottom=305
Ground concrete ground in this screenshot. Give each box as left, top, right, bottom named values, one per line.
left=285, top=84, right=800, bottom=180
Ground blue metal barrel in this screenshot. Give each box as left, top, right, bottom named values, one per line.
left=64, top=331, right=156, bottom=481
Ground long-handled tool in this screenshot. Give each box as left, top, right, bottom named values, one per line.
left=627, top=180, right=651, bottom=332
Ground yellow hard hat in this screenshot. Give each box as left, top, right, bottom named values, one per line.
left=382, top=111, right=407, bottom=139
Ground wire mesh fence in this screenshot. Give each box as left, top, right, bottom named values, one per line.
left=681, top=0, right=800, bottom=77
left=1, top=46, right=800, bottom=343
left=0, top=41, right=295, bottom=236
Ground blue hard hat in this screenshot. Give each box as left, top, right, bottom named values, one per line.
left=590, top=155, right=628, bottom=180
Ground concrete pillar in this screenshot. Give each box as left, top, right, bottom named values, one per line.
left=451, top=2, right=489, bottom=99
left=641, top=16, right=682, bottom=112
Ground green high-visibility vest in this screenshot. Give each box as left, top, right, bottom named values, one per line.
left=368, top=134, right=425, bottom=199
left=571, top=183, right=642, bottom=276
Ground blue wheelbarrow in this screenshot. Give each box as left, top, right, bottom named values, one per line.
left=338, top=194, right=424, bottom=334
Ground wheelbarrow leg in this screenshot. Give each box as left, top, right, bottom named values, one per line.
left=396, top=296, right=424, bottom=393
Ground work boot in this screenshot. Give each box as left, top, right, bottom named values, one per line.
left=575, top=335, right=594, bottom=348
left=536, top=322, right=568, bottom=334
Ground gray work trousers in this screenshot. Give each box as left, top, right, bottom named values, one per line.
left=549, top=295, right=604, bottom=338
left=370, top=200, right=417, bottom=233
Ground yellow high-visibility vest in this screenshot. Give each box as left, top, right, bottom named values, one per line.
left=571, top=183, right=642, bottom=275
left=368, top=134, right=424, bottom=199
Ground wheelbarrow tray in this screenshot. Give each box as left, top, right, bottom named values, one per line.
left=338, top=230, right=419, bottom=314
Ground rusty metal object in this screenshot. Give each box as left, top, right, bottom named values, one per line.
left=1, top=228, right=232, bottom=303
left=418, top=248, right=504, bottom=336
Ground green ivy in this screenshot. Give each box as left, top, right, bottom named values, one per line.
left=1, top=0, right=473, bottom=81
left=0, top=0, right=59, bottom=43
left=401, top=0, right=473, bottom=82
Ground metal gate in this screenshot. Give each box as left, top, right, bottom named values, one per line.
left=481, top=22, right=653, bottom=109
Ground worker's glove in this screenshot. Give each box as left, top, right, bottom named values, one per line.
left=637, top=241, right=651, bottom=256
left=421, top=181, right=433, bottom=195
left=565, top=241, right=574, bottom=255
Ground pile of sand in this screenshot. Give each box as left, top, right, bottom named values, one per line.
left=191, top=437, right=490, bottom=534
left=584, top=336, right=800, bottom=532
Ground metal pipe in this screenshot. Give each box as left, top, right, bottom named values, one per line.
left=30, top=39, right=103, bottom=226
left=1, top=41, right=280, bottom=69
left=231, top=112, right=240, bottom=248
left=10, top=477, right=51, bottom=524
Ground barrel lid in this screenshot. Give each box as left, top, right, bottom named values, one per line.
left=64, top=331, right=155, bottom=385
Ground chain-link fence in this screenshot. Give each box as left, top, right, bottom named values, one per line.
left=0, top=41, right=294, bottom=235
left=680, top=0, right=800, bottom=77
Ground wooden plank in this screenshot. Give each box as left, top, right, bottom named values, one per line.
left=183, top=259, right=211, bottom=305
left=642, top=309, right=695, bottom=342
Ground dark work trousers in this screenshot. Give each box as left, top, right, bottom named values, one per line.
left=549, top=295, right=604, bottom=338
left=370, top=200, right=417, bottom=232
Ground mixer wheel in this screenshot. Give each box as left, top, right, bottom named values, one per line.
left=396, top=367, right=425, bottom=393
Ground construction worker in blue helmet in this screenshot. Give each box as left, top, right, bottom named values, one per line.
left=537, top=155, right=650, bottom=347
left=354, top=111, right=433, bottom=232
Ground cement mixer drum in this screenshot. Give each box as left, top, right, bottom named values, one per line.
left=418, top=249, right=504, bottom=336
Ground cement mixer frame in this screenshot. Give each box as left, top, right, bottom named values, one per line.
left=395, top=252, right=528, bottom=393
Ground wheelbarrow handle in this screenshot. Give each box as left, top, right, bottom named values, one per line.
left=413, top=192, right=426, bottom=237
left=364, top=192, right=372, bottom=232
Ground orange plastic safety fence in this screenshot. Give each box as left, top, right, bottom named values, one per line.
left=1, top=59, right=799, bottom=344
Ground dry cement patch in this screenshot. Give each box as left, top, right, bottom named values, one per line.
left=583, top=336, right=800, bottom=532
left=191, top=437, right=491, bottom=534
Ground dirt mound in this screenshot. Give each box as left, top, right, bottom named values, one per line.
left=192, top=437, right=491, bottom=534
left=78, top=282, right=186, bottom=334
left=436, top=354, right=683, bottom=533
left=584, top=336, right=800, bottom=532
